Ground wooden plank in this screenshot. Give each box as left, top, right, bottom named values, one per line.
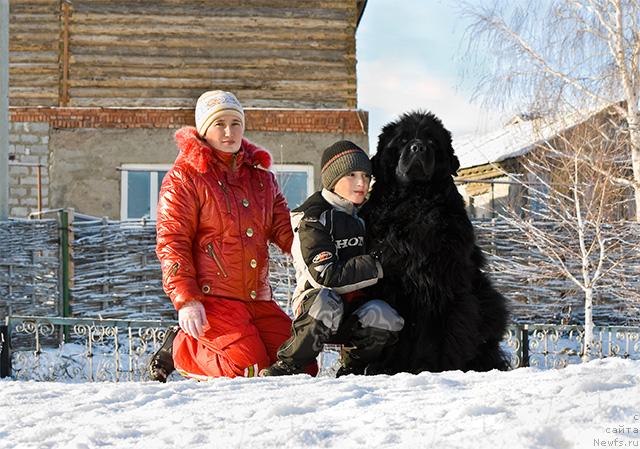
left=71, top=12, right=352, bottom=30
left=9, top=64, right=58, bottom=75
left=69, top=35, right=350, bottom=52
left=70, top=45, right=351, bottom=61
left=8, top=74, right=58, bottom=86
left=70, top=23, right=351, bottom=40
left=68, top=96, right=349, bottom=109
left=70, top=3, right=350, bottom=19
left=9, top=23, right=59, bottom=33
left=68, top=66, right=352, bottom=81
left=9, top=52, right=58, bottom=63
left=71, top=0, right=349, bottom=9
left=68, top=77, right=355, bottom=90
left=9, top=87, right=58, bottom=99
left=69, top=54, right=347, bottom=69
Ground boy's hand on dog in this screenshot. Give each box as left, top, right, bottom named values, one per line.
left=369, top=240, right=397, bottom=272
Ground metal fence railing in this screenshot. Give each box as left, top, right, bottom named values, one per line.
left=2, top=316, right=639, bottom=382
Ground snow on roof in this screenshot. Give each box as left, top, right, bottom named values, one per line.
left=453, top=105, right=613, bottom=170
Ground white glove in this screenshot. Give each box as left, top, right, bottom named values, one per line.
left=178, top=301, right=208, bottom=339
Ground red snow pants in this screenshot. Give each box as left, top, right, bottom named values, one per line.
left=172, top=298, right=316, bottom=379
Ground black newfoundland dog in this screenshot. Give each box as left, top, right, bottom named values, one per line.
left=362, top=111, right=510, bottom=374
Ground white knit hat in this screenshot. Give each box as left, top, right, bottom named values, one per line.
left=195, top=90, right=245, bottom=137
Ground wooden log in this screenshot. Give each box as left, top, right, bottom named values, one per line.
left=9, top=65, right=58, bottom=75
left=71, top=12, right=352, bottom=30
left=68, top=96, right=348, bottom=109
left=9, top=41, right=59, bottom=52
left=70, top=23, right=351, bottom=41
left=68, top=35, right=350, bottom=52
left=69, top=77, right=355, bottom=92
left=69, top=45, right=351, bottom=61
left=69, top=54, right=347, bottom=69
left=69, top=66, right=351, bottom=81
left=9, top=86, right=58, bottom=97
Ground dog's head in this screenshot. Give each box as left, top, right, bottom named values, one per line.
left=372, top=111, right=460, bottom=187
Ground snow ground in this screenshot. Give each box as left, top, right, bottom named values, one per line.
left=1, top=358, right=640, bottom=449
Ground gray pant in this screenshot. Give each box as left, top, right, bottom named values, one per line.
left=277, top=288, right=405, bottom=369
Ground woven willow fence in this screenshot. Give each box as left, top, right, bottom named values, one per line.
left=0, top=220, right=60, bottom=317
left=70, top=219, right=294, bottom=320
left=1, top=216, right=639, bottom=324
left=478, top=220, right=640, bottom=325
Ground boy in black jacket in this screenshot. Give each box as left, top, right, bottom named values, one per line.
left=260, top=140, right=404, bottom=377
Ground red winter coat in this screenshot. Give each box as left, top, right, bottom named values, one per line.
left=156, top=127, right=293, bottom=310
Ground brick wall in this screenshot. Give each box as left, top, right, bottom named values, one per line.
left=9, top=107, right=367, bottom=134
left=8, top=122, right=50, bottom=218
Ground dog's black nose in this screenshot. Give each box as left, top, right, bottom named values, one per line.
left=409, top=141, right=425, bottom=152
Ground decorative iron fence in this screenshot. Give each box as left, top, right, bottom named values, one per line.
left=2, top=316, right=639, bottom=382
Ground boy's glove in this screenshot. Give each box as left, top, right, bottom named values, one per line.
left=369, top=240, right=397, bottom=274
left=370, top=249, right=384, bottom=264
left=178, top=300, right=208, bottom=339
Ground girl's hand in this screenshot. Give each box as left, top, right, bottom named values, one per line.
left=178, top=301, right=208, bottom=339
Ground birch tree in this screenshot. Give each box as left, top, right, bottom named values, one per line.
left=499, top=116, right=640, bottom=359
left=463, top=0, right=640, bottom=220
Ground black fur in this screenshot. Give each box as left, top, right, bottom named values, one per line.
left=362, top=111, right=510, bottom=374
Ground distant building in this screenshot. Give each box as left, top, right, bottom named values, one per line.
left=454, top=104, right=635, bottom=220
left=8, top=0, right=369, bottom=219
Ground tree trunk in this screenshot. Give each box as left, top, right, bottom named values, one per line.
left=628, top=114, right=640, bottom=221
left=582, top=287, right=594, bottom=362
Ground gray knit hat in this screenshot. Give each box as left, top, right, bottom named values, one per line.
left=321, top=140, right=371, bottom=190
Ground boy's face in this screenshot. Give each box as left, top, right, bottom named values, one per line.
left=333, top=171, right=371, bottom=205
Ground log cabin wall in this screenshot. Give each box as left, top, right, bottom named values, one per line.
left=8, top=0, right=61, bottom=106
left=9, top=0, right=359, bottom=108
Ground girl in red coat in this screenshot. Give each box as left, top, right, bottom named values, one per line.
left=149, top=90, right=301, bottom=381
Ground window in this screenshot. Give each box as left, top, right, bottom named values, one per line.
left=120, top=163, right=314, bottom=220
left=120, top=164, right=171, bottom=220
left=273, top=164, right=314, bottom=209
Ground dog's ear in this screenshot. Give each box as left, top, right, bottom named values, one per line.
left=371, top=151, right=383, bottom=180
left=372, top=125, right=393, bottom=184
left=449, top=152, right=460, bottom=176
left=440, top=125, right=460, bottom=176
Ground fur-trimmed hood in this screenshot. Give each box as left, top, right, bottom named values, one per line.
left=174, top=126, right=272, bottom=174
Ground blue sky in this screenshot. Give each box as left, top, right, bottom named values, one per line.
left=356, top=0, right=506, bottom=151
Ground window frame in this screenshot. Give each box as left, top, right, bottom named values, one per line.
left=120, top=164, right=172, bottom=221
left=272, top=164, right=315, bottom=208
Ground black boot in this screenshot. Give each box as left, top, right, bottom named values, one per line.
left=337, top=324, right=400, bottom=377
left=148, top=326, right=178, bottom=382
left=259, top=360, right=304, bottom=377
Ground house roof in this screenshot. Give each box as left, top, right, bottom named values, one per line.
left=357, top=0, right=368, bottom=27
left=453, top=105, right=613, bottom=170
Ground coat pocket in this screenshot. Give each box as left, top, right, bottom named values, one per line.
left=206, top=242, right=229, bottom=278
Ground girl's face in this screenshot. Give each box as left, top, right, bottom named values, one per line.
left=333, top=171, right=371, bottom=205
left=204, top=114, right=244, bottom=153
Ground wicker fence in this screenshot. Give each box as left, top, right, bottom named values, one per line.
left=1, top=214, right=640, bottom=325
left=0, top=219, right=60, bottom=317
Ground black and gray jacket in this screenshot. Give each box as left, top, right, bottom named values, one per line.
left=290, top=189, right=383, bottom=312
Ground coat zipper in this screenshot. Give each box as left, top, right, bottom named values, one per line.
left=207, top=243, right=228, bottom=278
left=217, top=180, right=232, bottom=214
left=251, top=165, right=265, bottom=190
